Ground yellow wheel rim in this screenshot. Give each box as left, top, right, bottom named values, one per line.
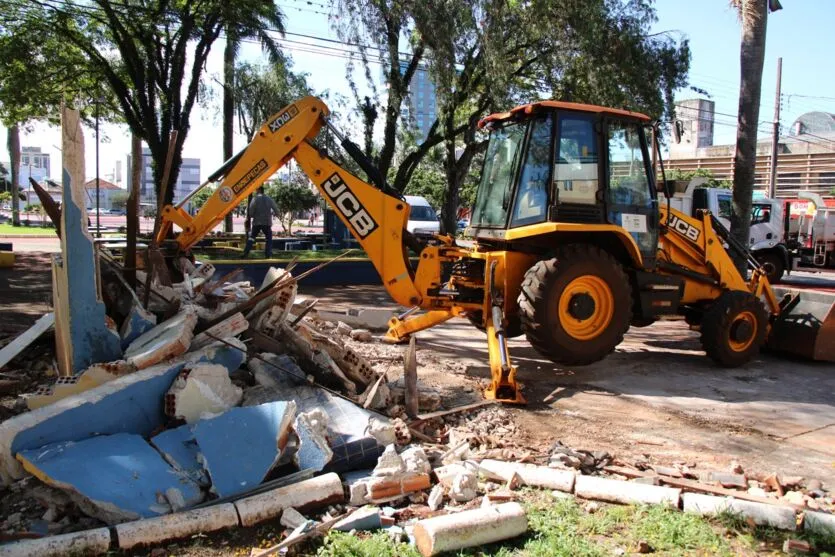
left=728, top=310, right=758, bottom=352
left=558, top=275, right=614, bottom=341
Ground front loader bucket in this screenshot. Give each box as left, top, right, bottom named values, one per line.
left=767, top=288, right=835, bottom=361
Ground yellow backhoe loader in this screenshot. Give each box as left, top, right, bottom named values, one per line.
left=157, top=96, right=835, bottom=403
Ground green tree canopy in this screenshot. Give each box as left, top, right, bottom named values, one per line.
left=264, top=175, right=318, bottom=234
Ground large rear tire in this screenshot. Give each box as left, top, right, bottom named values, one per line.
left=700, top=291, right=768, bottom=367
left=518, top=245, right=632, bottom=365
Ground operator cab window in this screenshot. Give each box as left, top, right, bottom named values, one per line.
left=554, top=115, right=599, bottom=205
left=511, top=115, right=553, bottom=227
left=607, top=122, right=651, bottom=207
left=472, top=122, right=526, bottom=227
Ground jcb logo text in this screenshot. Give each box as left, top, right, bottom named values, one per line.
left=321, top=173, right=378, bottom=239
left=668, top=214, right=701, bottom=242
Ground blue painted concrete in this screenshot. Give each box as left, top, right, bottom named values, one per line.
left=192, top=401, right=295, bottom=498
left=60, top=168, right=122, bottom=372
left=150, top=425, right=209, bottom=486
left=7, top=341, right=246, bottom=461
left=17, top=433, right=202, bottom=523
left=119, top=303, right=157, bottom=349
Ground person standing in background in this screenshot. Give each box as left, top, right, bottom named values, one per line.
left=242, top=186, right=280, bottom=258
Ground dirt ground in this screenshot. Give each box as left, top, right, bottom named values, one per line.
left=304, top=284, right=835, bottom=486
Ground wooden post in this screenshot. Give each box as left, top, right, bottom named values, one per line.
left=404, top=336, right=418, bottom=419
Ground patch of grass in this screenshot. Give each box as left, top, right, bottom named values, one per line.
left=521, top=497, right=608, bottom=557
left=0, top=222, right=57, bottom=235
left=716, top=508, right=835, bottom=555
left=316, top=531, right=420, bottom=557
left=630, top=505, right=734, bottom=556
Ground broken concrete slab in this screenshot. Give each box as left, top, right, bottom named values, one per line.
left=192, top=400, right=296, bottom=498
left=17, top=433, right=203, bottom=524
left=150, top=425, right=209, bottom=487
left=233, top=472, right=343, bottom=527
left=451, top=469, right=478, bottom=502
left=115, top=503, right=239, bottom=550
left=26, top=360, right=138, bottom=410
left=190, top=312, right=248, bottom=352
left=119, top=302, right=157, bottom=350
left=124, top=308, right=197, bottom=369
left=245, top=357, right=384, bottom=472
left=0, top=526, right=112, bottom=557
left=280, top=507, right=308, bottom=529
left=294, top=409, right=332, bottom=472
left=373, top=445, right=406, bottom=477
left=0, top=339, right=246, bottom=485
left=247, top=267, right=297, bottom=323
left=165, top=364, right=243, bottom=424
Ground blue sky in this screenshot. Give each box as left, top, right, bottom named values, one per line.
left=4, top=0, right=835, bottom=184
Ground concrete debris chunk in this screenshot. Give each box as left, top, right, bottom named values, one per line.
left=318, top=307, right=394, bottom=331
left=575, top=475, right=681, bottom=508
left=165, top=364, right=243, bottom=424
left=413, top=502, right=528, bottom=557
left=16, top=433, right=203, bottom=524
left=373, top=445, right=406, bottom=477
left=115, top=503, right=238, bottom=550
left=479, top=459, right=576, bottom=493
left=805, top=510, right=835, bottom=537
left=247, top=267, right=297, bottom=323
left=280, top=507, right=308, bottom=529
left=190, top=312, right=248, bottom=351
left=124, top=308, right=197, bottom=369
left=150, top=424, right=210, bottom=486
left=294, top=409, right=333, bottom=472
left=428, top=484, right=445, bottom=511
left=26, top=360, right=138, bottom=410
left=335, top=321, right=352, bottom=336
left=0, top=526, right=112, bottom=556
left=119, top=303, right=157, bottom=349
left=451, top=470, right=478, bottom=502
left=349, top=329, right=373, bottom=342
left=401, top=445, right=431, bottom=475
left=192, top=400, right=297, bottom=498
left=366, top=417, right=397, bottom=446
left=332, top=505, right=383, bottom=532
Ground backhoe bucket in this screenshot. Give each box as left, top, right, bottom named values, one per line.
left=767, top=288, right=835, bottom=361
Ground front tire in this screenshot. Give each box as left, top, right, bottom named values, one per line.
left=700, top=291, right=768, bottom=367
left=756, top=252, right=785, bottom=283
left=518, top=245, right=632, bottom=365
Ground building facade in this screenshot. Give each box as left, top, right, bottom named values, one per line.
left=667, top=105, right=835, bottom=199
left=19, top=146, right=51, bottom=187
left=84, top=179, right=125, bottom=210
left=395, top=61, right=438, bottom=141
left=668, top=99, right=716, bottom=159
left=127, top=147, right=201, bottom=210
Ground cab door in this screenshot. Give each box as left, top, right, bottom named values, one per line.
left=605, top=120, right=658, bottom=267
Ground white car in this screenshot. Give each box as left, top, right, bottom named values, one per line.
left=405, top=195, right=440, bottom=237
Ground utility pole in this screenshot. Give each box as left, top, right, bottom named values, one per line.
left=768, top=57, right=782, bottom=199
left=95, top=96, right=101, bottom=237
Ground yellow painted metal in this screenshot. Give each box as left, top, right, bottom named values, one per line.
left=558, top=275, right=614, bottom=341
left=728, top=310, right=758, bottom=352
left=157, top=97, right=329, bottom=249
left=484, top=316, right=525, bottom=404
left=384, top=309, right=461, bottom=343
left=498, top=222, right=644, bottom=268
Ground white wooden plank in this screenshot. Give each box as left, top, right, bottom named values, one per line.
left=0, top=313, right=55, bottom=370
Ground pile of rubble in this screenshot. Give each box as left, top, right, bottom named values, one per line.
left=0, top=258, right=834, bottom=556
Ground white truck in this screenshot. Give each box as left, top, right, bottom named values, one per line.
left=785, top=192, right=835, bottom=274
left=668, top=179, right=790, bottom=282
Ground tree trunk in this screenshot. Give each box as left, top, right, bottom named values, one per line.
left=730, top=1, right=768, bottom=275
left=441, top=137, right=459, bottom=236
left=222, top=38, right=235, bottom=233
left=7, top=125, right=20, bottom=226
left=126, top=133, right=142, bottom=288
